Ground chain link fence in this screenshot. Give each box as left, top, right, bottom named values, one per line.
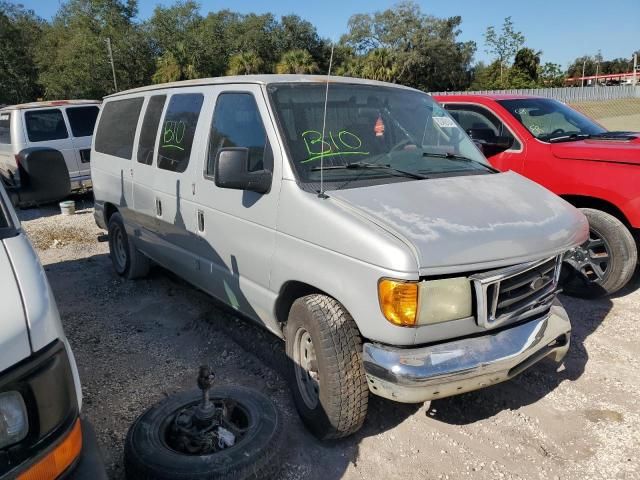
left=432, top=85, right=640, bottom=103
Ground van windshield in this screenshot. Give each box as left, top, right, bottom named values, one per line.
left=268, top=83, right=491, bottom=189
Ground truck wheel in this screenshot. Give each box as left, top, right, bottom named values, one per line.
left=107, top=212, right=149, bottom=280
left=285, top=294, right=368, bottom=439
left=124, top=386, right=283, bottom=480
left=563, top=208, right=637, bottom=298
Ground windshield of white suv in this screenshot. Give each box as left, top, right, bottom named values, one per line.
left=268, top=83, right=492, bottom=189
left=498, top=98, right=606, bottom=143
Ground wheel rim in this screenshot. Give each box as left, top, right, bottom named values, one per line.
left=293, top=328, right=320, bottom=409
left=112, top=225, right=127, bottom=270
left=564, top=228, right=611, bottom=285
left=162, top=398, right=251, bottom=456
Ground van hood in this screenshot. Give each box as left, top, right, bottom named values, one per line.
left=0, top=242, right=31, bottom=373
left=550, top=133, right=640, bottom=164
left=329, top=171, right=588, bottom=274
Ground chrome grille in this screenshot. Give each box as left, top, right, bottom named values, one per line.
left=470, top=256, right=562, bottom=329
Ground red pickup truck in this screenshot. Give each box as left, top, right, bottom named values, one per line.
left=434, top=94, right=639, bottom=297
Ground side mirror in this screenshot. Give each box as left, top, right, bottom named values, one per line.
left=214, top=147, right=272, bottom=194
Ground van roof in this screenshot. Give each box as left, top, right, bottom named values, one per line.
left=105, top=74, right=422, bottom=99
left=0, top=99, right=101, bottom=111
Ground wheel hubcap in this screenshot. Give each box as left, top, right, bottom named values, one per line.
left=565, top=229, right=611, bottom=284
left=113, top=227, right=127, bottom=270
left=293, top=328, right=319, bottom=409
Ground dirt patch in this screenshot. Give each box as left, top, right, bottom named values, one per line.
left=20, top=202, right=640, bottom=480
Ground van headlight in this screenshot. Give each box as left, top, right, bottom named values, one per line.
left=378, top=277, right=472, bottom=327
left=0, top=391, right=29, bottom=449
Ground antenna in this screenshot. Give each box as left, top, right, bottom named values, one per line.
left=318, top=43, right=334, bottom=198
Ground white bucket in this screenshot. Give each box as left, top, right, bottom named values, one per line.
left=59, top=200, right=76, bottom=215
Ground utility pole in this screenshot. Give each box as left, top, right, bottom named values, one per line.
left=595, top=60, right=599, bottom=87
left=633, top=53, right=638, bottom=86
left=105, top=37, right=118, bottom=92
left=581, top=59, right=586, bottom=88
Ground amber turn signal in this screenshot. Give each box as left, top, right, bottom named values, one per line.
left=18, top=419, right=82, bottom=480
left=378, top=279, right=418, bottom=326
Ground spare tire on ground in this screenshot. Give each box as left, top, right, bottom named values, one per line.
left=124, top=385, right=283, bottom=480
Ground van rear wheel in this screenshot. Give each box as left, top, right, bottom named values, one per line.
left=107, top=212, right=149, bottom=280
left=285, top=294, right=368, bottom=439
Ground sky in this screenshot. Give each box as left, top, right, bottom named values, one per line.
left=15, top=0, right=640, bottom=69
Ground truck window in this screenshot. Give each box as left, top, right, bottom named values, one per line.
left=25, top=109, right=68, bottom=142
left=66, top=106, right=100, bottom=137
left=445, top=104, right=521, bottom=150
left=137, top=95, right=166, bottom=165
left=157, top=93, right=203, bottom=173
left=206, top=93, right=271, bottom=176
left=0, top=112, right=11, bottom=144
left=95, top=97, right=144, bottom=160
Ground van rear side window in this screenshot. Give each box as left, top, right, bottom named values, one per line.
left=66, top=106, right=100, bottom=137
left=157, top=93, right=203, bottom=173
left=137, top=95, right=166, bottom=165
left=25, top=109, right=68, bottom=142
left=0, top=113, right=10, bottom=144
left=95, top=97, right=144, bottom=160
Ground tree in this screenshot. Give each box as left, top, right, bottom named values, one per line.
left=0, top=2, right=44, bottom=104
left=538, top=62, right=565, bottom=87
left=227, top=51, right=264, bottom=75
left=152, top=43, right=198, bottom=83
left=36, top=0, right=154, bottom=98
left=340, top=2, right=476, bottom=91
left=358, top=49, right=399, bottom=83
left=513, top=48, right=540, bottom=82
left=484, top=16, right=525, bottom=84
left=275, top=49, right=318, bottom=74
left=146, top=1, right=204, bottom=81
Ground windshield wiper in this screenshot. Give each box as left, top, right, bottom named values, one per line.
left=422, top=152, right=497, bottom=172
left=547, top=133, right=590, bottom=143
left=311, top=161, right=429, bottom=179
left=589, top=131, right=637, bottom=139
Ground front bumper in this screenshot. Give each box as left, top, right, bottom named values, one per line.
left=362, top=301, right=571, bottom=403
left=65, top=418, right=107, bottom=480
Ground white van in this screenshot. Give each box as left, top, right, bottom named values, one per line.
left=0, top=182, right=106, bottom=478
left=0, top=100, right=100, bottom=196
left=91, top=75, right=586, bottom=439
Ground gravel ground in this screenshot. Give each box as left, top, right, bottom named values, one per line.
left=19, top=200, right=640, bottom=480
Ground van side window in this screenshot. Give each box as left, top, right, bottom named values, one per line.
left=25, top=109, right=68, bottom=142
left=66, top=106, right=100, bottom=137
left=95, top=98, right=144, bottom=159
left=157, top=93, right=204, bottom=173
left=206, top=93, right=271, bottom=176
left=0, top=112, right=10, bottom=144
left=137, top=95, right=166, bottom=165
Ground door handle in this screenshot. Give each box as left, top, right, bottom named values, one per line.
left=156, top=198, right=162, bottom=217
left=197, top=209, right=205, bottom=233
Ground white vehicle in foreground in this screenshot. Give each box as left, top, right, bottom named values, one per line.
left=0, top=181, right=106, bottom=479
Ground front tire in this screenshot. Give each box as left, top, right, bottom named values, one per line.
left=563, top=208, right=637, bottom=297
left=107, top=212, right=149, bottom=279
left=285, top=294, right=368, bottom=440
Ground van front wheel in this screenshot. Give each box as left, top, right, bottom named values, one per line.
left=108, top=212, right=149, bottom=280
left=285, top=294, right=368, bottom=439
